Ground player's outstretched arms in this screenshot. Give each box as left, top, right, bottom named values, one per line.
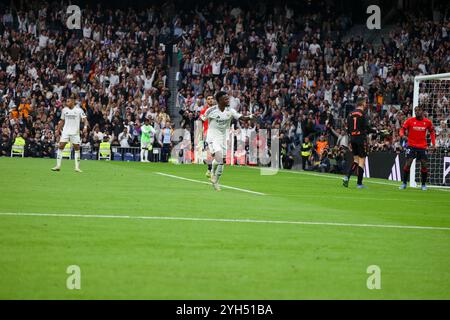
left=239, top=114, right=255, bottom=122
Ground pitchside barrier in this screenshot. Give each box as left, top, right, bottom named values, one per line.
left=344, top=149, right=449, bottom=186
left=58, top=146, right=162, bottom=162
left=20, top=131, right=450, bottom=187
left=172, top=120, right=450, bottom=187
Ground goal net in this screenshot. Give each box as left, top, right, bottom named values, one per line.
left=410, top=73, right=450, bottom=188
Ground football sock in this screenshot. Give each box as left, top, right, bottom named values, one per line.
left=212, top=159, right=218, bottom=175
left=357, top=166, right=364, bottom=185
left=144, top=149, right=149, bottom=161
left=56, top=149, right=62, bottom=167
left=216, top=163, right=224, bottom=179
left=140, top=149, right=145, bottom=161
left=421, top=167, right=428, bottom=185
left=402, top=165, right=410, bottom=185
left=74, top=151, right=80, bottom=170
left=347, top=162, right=358, bottom=179
left=207, top=163, right=212, bottom=171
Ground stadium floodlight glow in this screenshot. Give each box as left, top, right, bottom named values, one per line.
left=411, top=72, right=450, bottom=188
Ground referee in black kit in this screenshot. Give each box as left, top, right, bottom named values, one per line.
left=342, top=97, right=370, bottom=189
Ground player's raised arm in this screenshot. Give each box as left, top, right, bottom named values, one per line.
left=238, top=114, right=254, bottom=121
left=231, top=108, right=254, bottom=121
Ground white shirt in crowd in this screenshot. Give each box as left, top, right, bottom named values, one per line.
left=378, top=65, right=388, bottom=78
left=109, top=73, right=120, bottom=87
left=324, top=88, right=333, bottom=104
left=83, top=26, right=92, bottom=38
left=309, top=43, right=321, bottom=55
left=6, top=64, right=16, bottom=77
left=38, top=34, right=49, bottom=48
left=229, top=96, right=241, bottom=111
left=212, top=61, right=221, bottom=75
left=118, top=131, right=131, bottom=147
left=93, top=30, right=101, bottom=42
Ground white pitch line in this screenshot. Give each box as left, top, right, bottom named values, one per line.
left=297, top=171, right=450, bottom=192
left=0, top=212, right=449, bottom=231
left=155, top=172, right=266, bottom=196
left=244, top=166, right=450, bottom=191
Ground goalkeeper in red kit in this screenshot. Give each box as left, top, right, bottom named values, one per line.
left=399, top=106, right=436, bottom=190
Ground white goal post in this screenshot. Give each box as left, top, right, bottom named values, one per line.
left=410, top=72, right=450, bottom=188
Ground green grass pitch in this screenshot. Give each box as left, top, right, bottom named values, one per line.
left=0, top=157, right=449, bottom=299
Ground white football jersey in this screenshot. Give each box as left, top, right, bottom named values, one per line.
left=61, top=106, right=86, bottom=135
left=202, top=105, right=242, bottom=140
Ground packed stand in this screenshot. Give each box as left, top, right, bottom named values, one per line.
left=0, top=1, right=448, bottom=172
left=0, top=1, right=174, bottom=160
left=175, top=3, right=449, bottom=172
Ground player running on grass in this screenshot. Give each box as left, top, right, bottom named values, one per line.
left=399, top=105, right=436, bottom=191
left=199, top=95, right=215, bottom=178
left=343, top=97, right=370, bottom=189
left=52, top=96, right=89, bottom=172
left=200, top=91, right=254, bottom=191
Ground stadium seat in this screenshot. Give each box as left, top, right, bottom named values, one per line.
left=62, top=143, right=72, bottom=159
left=152, top=148, right=161, bottom=162
left=124, top=152, right=134, bottom=162
left=81, top=152, right=91, bottom=160
left=91, top=152, right=98, bottom=160
left=113, top=152, right=122, bottom=161
left=134, top=154, right=140, bottom=162
left=10, top=144, right=25, bottom=157
left=98, top=142, right=111, bottom=160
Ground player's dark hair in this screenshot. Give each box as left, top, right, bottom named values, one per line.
left=215, top=91, right=227, bottom=102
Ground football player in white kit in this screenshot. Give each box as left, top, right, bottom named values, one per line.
left=52, top=96, right=89, bottom=172
left=201, top=91, right=254, bottom=191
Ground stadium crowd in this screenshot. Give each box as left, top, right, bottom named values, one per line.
left=0, top=0, right=449, bottom=172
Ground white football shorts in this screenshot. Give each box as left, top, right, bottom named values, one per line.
left=60, top=132, right=81, bottom=144
left=207, top=136, right=226, bottom=156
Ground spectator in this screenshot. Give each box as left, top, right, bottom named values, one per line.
left=118, top=127, right=132, bottom=148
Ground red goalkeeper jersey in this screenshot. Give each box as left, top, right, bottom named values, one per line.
left=400, top=117, right=436, bottom=149
left=199, top=105, right=209, bottom=136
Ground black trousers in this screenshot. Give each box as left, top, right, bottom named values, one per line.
left=161, top=143, right=171, bottom=162
left=302, top=155, right=311, bottom=170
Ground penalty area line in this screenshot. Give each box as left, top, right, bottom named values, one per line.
left=154, top=172, right=266, bottom=196
left=0, top=212, right=449, bottom=231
